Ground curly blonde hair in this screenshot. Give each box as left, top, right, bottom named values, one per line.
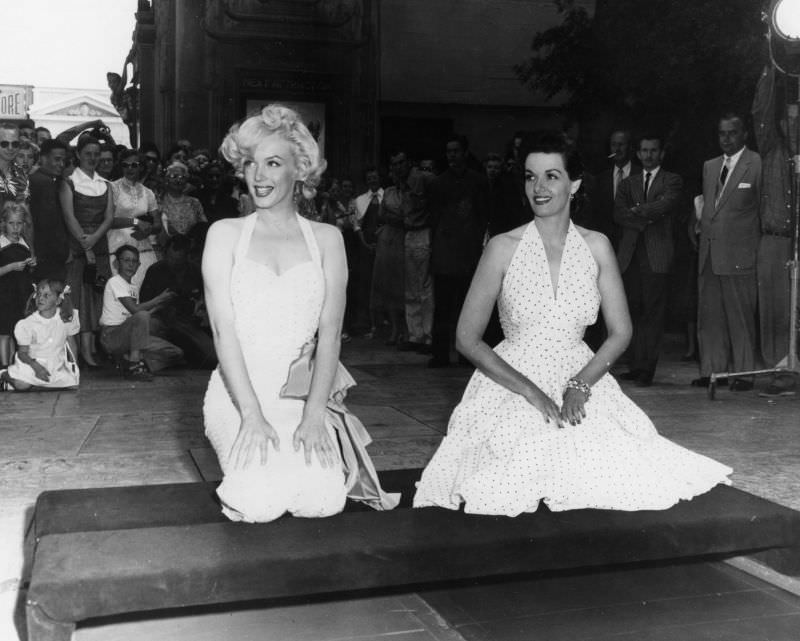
left=219, top=104, right=327, bottom=199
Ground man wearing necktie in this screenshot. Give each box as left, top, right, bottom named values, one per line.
left=613, top=134, right=684, bottom=386
left=693, top=113, right=762, bottom=391
left=586, top=129, right=636, bottom=248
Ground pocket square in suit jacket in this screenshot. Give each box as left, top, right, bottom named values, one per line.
left=737, top=182, right=751, bottom=189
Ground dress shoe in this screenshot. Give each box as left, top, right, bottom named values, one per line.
left=415, top=343, right=432, bottom=354
left=618, top=370, right=642, bottom=381
left=427, top=357, right=450, bottom=369
left=635, top=372, right=654, bottom=387
left=759, top=382, right=797, bottom=398
left=730, top=379, right=754, bottom=392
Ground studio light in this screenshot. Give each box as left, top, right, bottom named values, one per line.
left=772, top=0, right=800, bottom=41
left=769, top=0, right=800, bottom=75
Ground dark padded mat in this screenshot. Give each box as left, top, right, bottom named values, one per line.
left=28, top=484, right=800, bottom=625
left=33, top=468, right=420, bottom=539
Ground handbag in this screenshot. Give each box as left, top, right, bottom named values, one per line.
left=280, top=341, right=399, bottom=510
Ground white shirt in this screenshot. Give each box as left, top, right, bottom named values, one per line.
left=100, top=274, right=137, bottom=327
left=354, top=188, right=384, bottom=222
left=612, top=162, right=632, bottom=198
left=70, top=167, right=108, bottom=197
left=721, top=146, right=745, bottom=184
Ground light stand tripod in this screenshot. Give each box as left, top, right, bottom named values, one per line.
left=707, top=37, right=800, bottom=399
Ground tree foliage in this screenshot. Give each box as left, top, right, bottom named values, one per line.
left=516, top=0, right=767, bottom=128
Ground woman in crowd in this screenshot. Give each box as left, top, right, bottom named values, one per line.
left=14, top=140, right=38, bottom=175
left=108, top=149, right=159, bottom=289
left=414, top=131, right=732, bottom=516
left=0, top=203, right=36, bottom=368
left=60, top=135, right=114, bottom=367
left=370, top=154, right=407, bottom=345
left=203, top=104, right=396, bottom=523
left=158, top=161, right=207, bottom=240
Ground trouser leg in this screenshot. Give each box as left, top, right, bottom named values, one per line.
left=697, top=264, right=730, bottom=377
left=719, top=272, right=758, bottom=374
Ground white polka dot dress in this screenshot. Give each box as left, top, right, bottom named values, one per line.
left=413, top=221, right=732, bottom=516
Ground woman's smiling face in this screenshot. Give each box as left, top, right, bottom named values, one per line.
left=242, top=133, right=300, bottom=211
left=524, top=152, right=580, bottom=218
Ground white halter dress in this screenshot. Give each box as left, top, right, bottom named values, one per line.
left=203, top=213, right=347, bottom=522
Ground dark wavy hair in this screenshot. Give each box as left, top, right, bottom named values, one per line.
left=519, top=130, right=584, bottom=181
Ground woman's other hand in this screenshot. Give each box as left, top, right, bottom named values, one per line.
left=293, top=412, right=340, bottom=468
left=523, top=385, right=564, bottom=428
left=229, top=414, right=280, bottom=469
left=561, top=388, right=587, bottom=426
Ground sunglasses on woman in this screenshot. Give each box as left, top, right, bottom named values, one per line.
left=0, top=141, right=21, bottom=149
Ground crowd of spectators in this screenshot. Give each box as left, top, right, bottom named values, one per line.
left=0, top=117, right=233, bottom=384
left=0, top=110, right=795, bottom=396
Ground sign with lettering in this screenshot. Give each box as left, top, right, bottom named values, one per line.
left=239, top=74, right=333, bottom=96
left=0, top=85, right=33, bottom=119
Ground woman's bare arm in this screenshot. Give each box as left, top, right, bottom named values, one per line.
left=203, top=219, right=279, bottom=468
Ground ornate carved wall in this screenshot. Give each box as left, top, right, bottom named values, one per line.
left=133, top=0, right=377, bottom=177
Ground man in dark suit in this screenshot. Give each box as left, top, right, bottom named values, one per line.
left=614, top=134, right=684, bottom=386
left=428, top=134, right=489, bottom=367
left=693, top=113, right=762, bottom=391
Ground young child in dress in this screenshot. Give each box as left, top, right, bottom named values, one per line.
left=0, top=202, right=37, bottom=368
left=0, top=279, right=80, bottom=391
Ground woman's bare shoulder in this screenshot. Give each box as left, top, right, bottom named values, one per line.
left=490, top=223, right=528, bottom=253
left=206, top=217, right=245, bottom=247
left=575, top=225, right=614, bottom=261
left=307, top=218, right=343, bottom=247
left=482, top=224, right=529, bottom=271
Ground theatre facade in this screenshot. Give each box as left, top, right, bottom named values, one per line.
left=132, top=0, right=592, bottom=175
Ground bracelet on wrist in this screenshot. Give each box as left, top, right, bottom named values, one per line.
left=564, top=377, right=591, bottom=401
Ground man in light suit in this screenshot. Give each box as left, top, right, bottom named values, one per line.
left=693, top=113, right=761, bottom=391
left=614, top=134, right=684, bottom=386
